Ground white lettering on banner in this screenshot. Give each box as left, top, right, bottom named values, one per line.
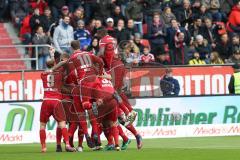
left=4, top=81, right=17, bottom=100
left=138, top=74, right=231, bottom=96
left=204, top=75, right=211, bottom=94
left=0, top=80, right=43, bottom=101
left=212, top=75, right=224, bottom=94
left=35, top=80, right=43, bottom=100
left=25, top=80, right=33, bottom=100
left=192, top=75, right=204, bottom=95
left=140, top=77, right=151, bottom=97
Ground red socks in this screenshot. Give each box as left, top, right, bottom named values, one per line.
left=126, top=124, right=138, bottom=137
left=110, top=126, right=119, bottom=146
left=62, top=128, right=70, bottom=146
left=104, top=128, right=114, bottom=145
left=39, top=129, right=46, bottom=149
left=78, top=128, right=84, bottom=147
left=120, top=93, right=133, bottom=112
left=68, top=123, right=78, bottom=137
left=117, top=125, right=128, bottom=142
left=56, top=127, right=62, bottom=145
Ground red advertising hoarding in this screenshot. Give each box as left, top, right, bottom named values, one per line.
left=0, top=66, right=234, bottom=101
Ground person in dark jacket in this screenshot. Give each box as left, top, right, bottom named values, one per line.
left=214, top=33, right=232, bottom=60
left=87, top=37, right=99, bottom=55
left=160, top=68, right=180, bottom=96
left=114, top=19, right=131, bottom=44
left=30, top=8, right=41, bottom=35
left=40, top=7, right=55, bottom=33
left=125, top=19, right=138, bottom=37
left=48, top=0, right=66, bottom=21
left=148, top=13, right=167, bottom=54
left=112, top=5, right=125, bottom=26
left=74, top=20, right=91, bottom=50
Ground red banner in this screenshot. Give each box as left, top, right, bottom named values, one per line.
left=129, top=66, right=233, bottom=97
left=0, top=66, right=234, bottom=101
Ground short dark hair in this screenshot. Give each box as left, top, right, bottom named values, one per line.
left=46, top=59, right=55, bottom=69
left=71, top=40, right=80, bottom=50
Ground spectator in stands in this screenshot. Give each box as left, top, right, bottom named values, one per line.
left=86, top=18, right=96, bottom=35
left=166, top=19, right=190, bottom=50
left=30, top=8, right=41, bottom=35
left=40, top=7, right=55, bottom=34
left=194, top=34, right=212, bottom=60
left=74, top=20, right=91, bottom=50
left=160, top=68, right=180, bottom=96
left=125, top=19, right=138, bottom=37
left=133, top=33, right=144, bottom=54
left=176, top=0, right=193, bottom=27
left=83, top=0, right=97, bottom=24
left=171, top=31, right=189, bottom=65
left=112, top=5, right=125, bottom=26
left=198, top=4, right=212, bottom=20
left=189, top=51, right=206, bottom=65
left=227, top=1, right=240, bottom=33
left=200, top=18, right=217, bottom=48
left=94, top=0, right=116, bottom=20
left=231, top=34, right=240, bottom=54
left=53, top=15, right=74, bottom=54
left=215, top=33, right=232, bottom=60
left=106, top=18, right=115, bottom=37
left=92, top=19, right=103, bottom=36
left=140, top=47, right=155, bottom=64
left=124, top=40, right=140, bottom=65
left=87, top=37, right=99, bottom=55
left=155, top=46, right=170, bottom=65
left=189, top=16, right=202, bottom=38
left=60, top=6, right=70, bottom=18
left=148, top=13, right=166, bottom=53
left=48, top=0, right=66, bottom=21
left=29, top=0, right=48, bottom=15
left=32, top=26, right=52, bottom=69
left=206, top=51, right=224, bottom=64
left=68, top=0, right=83, bottom=13
left=70, top=7, right=85, bottom=30
left=125, top=0, right=143, bottom=34
left=10, top=0, right=29, bottom=31
left=161, top=5, right=176, bottom=28
left=114, top=19, right=130, bottom=44
left=226, top=49, right=240, bottom=64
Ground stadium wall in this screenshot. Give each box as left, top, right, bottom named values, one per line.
left=0, top=66, right=234, bottom=101
left=0, top=95, right=240, bottom=144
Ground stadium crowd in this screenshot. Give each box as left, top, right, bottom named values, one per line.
left=1, top=0, right=240, bottom=69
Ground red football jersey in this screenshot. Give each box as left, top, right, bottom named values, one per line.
left=63, top=61, right=78, bottom=85
left=69, top=50, right=104, bottom=82
left=99, top=35, right=117, bottom=70
left=99, top=78, right=115, bottom=95
left=140, top=53, right=155, bottom=63
left=41, top=70, right=63, bottom=99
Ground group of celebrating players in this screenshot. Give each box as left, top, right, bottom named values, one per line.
left=39, top=28, right=143, bottom=153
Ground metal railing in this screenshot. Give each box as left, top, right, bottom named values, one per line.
left=0, top=44, right=52, bottom=70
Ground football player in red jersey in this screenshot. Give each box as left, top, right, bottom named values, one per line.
left=39, top=59, right=75, bottom=153
left=58, top=53, right=85, bottom=152
left=92, top=77, right=120, bottom=151
left=53, top=41, right=104, bottom=149
left=97, top=28, right=136, bottom=122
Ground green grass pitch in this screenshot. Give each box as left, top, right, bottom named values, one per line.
left=1, top=136, right=240, bottom=160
